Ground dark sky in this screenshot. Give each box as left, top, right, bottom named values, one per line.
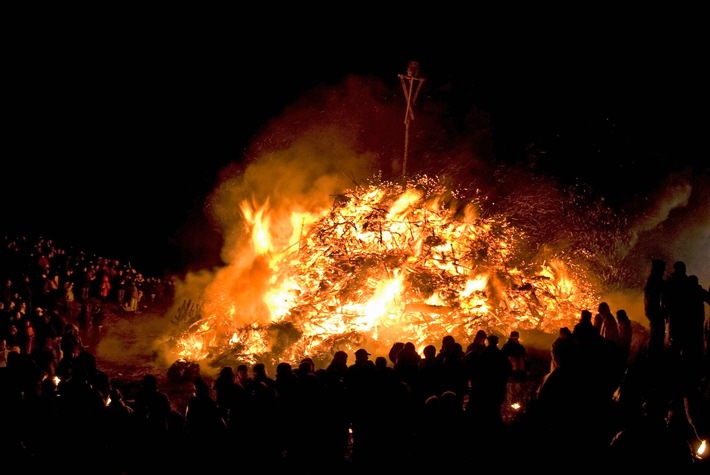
left=4, top=20, right=707, bottom=276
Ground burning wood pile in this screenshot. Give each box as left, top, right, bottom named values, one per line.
left=171, top=175, right=599, bottom=369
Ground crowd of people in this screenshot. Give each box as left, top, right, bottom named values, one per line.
left=0, top=235, right=709, bottom=473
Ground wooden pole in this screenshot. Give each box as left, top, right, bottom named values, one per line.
left=398, top=61, right=425, bottom=185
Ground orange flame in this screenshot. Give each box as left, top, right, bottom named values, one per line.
left=174, top=176, right=599, bottom=366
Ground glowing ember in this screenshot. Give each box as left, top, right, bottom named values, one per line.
left=172, top=175, right=599, bottom=368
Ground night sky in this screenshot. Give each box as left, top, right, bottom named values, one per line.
left=4, top=20, right=707, bottom=277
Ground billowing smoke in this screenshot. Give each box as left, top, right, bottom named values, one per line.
left=597, top=166, right=709, bottom=327
left=622, top=167, right=709, bottom=279
left=99, top=72, right=708, bottom=373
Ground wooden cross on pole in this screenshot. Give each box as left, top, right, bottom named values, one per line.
left=398, top=61, right=425, bottom=183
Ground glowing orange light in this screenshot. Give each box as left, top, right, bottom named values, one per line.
left=173, top=176, right=599, bottom=365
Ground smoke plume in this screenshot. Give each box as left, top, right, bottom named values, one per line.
left=99, top=73, right=709, bottom=372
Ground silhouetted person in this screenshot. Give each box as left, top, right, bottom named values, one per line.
left=344, top=348, right=376, bottom=469
left=466, top=329, right=487, bottom=355
left=23, top=376, right=62, bottom=468
left=55, top=349, right=109, bottom=471
left=292, top=358, right=329, bottom=468
left=607, top=397, right=696, bottom=469
left=501, top=330, right=527, bottom=381
left=573, top=309, right=598, bottom=344
left=220, top=364, right=251, bottom=450
left=687, top=275, right=710, bottom=379
left=616, top=309, right=633, bottom=365
left=0, top=350, right=35, bottom=460
left=410, top=394, right=443, bottom=467
left=661, top=265, right=710, bottom=451
left=212, top=365, right=241, bottom=429
left=326, top=350, right=349, bottom=382
left=393, top=341, right=421, bottom=389
left=104, top=387, right=138, bottom=474
left=273, top=361, right=298, bottom=462
left=467, top=334, right=511, bottom=429
left=663, top=260, right=694, bottom=364
left=245, top=363, right=281, bottom=466
left=76, top=302, right=92, bottom=343
left=320, top=353, right=351, bottom=470
left=592, top=302, right=625, bottom=396
left=435, top=336, right=467, bottom=405
left=89, top=302, right=105, bottom=347
left=644, top=258, right=668, bottom=361
left=370, top=355, right=413, bottom=469
left=597, top=301, right=620, bottom=346
left=548, top=308, right=616, bottom=428
left=388, top=341, right=405, bottom=366
left=417, top=344, right=439, bottom=403
left=133, top=373, right=173, bottom=471
left=533, top=352, right=616, bottom=466
left=550, top=326, right=575, bottom=371
left=235, top=363, right=252, bottom=388
left=184, top=375, right=227, bottom=455
left=412, top=390, right=471, bottom=468
left=248, top=362, right=276, bottom=393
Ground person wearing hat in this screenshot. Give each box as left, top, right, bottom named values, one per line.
left=344, top=348, right=375, bottom=391
left=346, top=349, right=375, bottom=378
left=354, top=348, right=371, bottom=361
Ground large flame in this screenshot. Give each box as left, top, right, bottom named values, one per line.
left=172, top=175, right=598, bottom=367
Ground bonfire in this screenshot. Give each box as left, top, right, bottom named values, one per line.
left=169, top=174, right=600, bottom=370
